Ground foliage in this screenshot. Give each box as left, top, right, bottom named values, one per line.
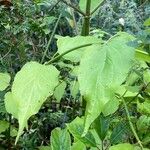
left=0, top=0, right=150, bottom=149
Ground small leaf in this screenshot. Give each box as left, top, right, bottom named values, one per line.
left=135, top=49, right=150, bottom=62
left=0, top=73, right=10, bottom=91
left=137, top=100, right=150, bottom=115
left=144, top=18, right=150, bottom=26
left=0, top=120, right=9, bottom=134
left=5, top=61, right=59, bottom=144
left=67, top=117, right=96, bottom=147
left=136, top=115, right=150, bottom=134
left=51, top=128, right=71, bottom=150
left=71, top=141, right=86, bottom=150
left=70, top=81, right=79, bottom=99
left=54, top=82, right=66, bottom=102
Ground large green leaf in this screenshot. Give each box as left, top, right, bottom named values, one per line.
left=93, top=114, right=111, bottom=140
left=79, top=0, right=104, bottom=14
left=57, top=36, right=100, bottom=62
left=78, top=32, right=135, bottom=135
left=5, top=61, right=59, bottom=144
left=67, top=117, right=96, bottom=147
left=51, top=128, right=71, bottom=150
left=0, top=73, right=10, bottom=91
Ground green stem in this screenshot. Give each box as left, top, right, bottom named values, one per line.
left=122, top=97, right=143, bottom=149
left=81, top=0, right=91, bottom=36
left=45, top=43, right=94, bottom=65
left=41, top=14, right=61, bottom=63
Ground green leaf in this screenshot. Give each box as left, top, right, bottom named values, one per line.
left=67, top=117, right=96, bottom=147
left=102, top=97, right=119, bottom=116
left=4, top=61, right=59, bottom=144
left=78, top=32, right=135, bottom=135
left=71, top=141, right=86, bottom=150
left=70, top=81, right=79, bottom=99
left=93, top=114, right=110, bottom=140
left=79, top=0, right=104, bottom=14
left=109, top=143, right=134, bottom=150
left=57, top=36, right=100, bottom=62
left=137, top=100, right=150, bottom=115
left=0, top=73, right=10, bottom=91
left=135, top=49, right=150, bottom=62
left=110, top=122, right=130, bottom=144
left=51, top=128, right=71, bottom=150
left=144, top=18, right=150, bottom=26
left=54, top=82, right=66, bottom=102
left=0, top=120, right=9, bottom=134
left=136, top=115, right=150, bottom=134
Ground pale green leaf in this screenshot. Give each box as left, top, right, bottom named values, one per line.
left=0, top=73, right=10, bottom=91
left=54, top=82, right=66, bottom=102
left=70, top=81, right=79, bottom=99
left=71, top=141, right=86, bottom=150
left=135, top=49, right=150, bottom=62
left=5, top=61, right=59, bottom=144
left=51, top=128, right=71, bottom=150
left=137, top=100, right=150, bottom=115
left=57, top=36, right=100, bottom=62
left=144, top=18, right=150, bottom=26
left=0, top=120, right=9, bottom=134
left=109, top=143, right=134, bottom=150
left=79, top=0, right=104, bottom=14
left=67, top=117, right=96, bottom=147
left=78, top=32, right=135, bottom=135
left=102, top=97, right=119, bottom=116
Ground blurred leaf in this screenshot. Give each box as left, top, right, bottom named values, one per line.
left=67, top=117, right=96, bottom=147
left=0, top=120, right=9, bottom=134
left=0, top=73, right=10, bottom=91
left=93, top=114, right=111, bottom=140
left=51, top=128, right=71, bottom=150
left=109, top=143, right=134, bottom=150
left=54, top=82, right=66, bottom=102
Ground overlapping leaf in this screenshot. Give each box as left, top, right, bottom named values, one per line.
left=57, top=36, right=101, bottom=62
left=78, top=32, right=135, bottom=135
left=79, top=0, right=104, bottom=14
left=51, top=128, right=71, bottom=150
left=5, top=61, right=59, bottom=143
left=0, top=73, right=10, bottom=91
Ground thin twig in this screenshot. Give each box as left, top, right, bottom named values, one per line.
left=121, top=97, right=143, bottom=149
left=44, top=43, right=98, bottom=65
left=41, top=14, right=62, bottom=63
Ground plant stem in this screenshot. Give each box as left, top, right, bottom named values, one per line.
left=41, top=14, right=61, bottom=63
left=81, top=0, right=91, bottom=36
left=45, top=43, right=94, bottom=65
left=122, top=97, right=143, bottom=150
